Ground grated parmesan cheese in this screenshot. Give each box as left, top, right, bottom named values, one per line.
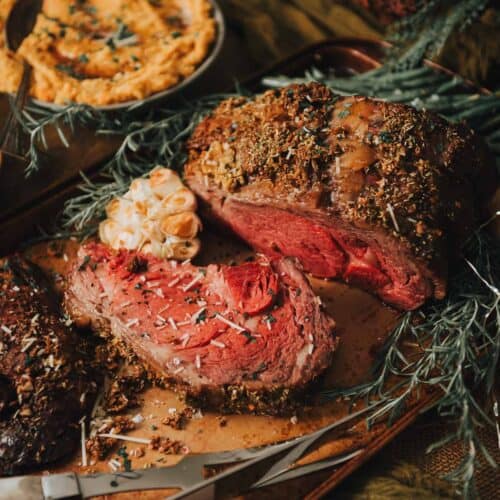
left=214, top=313, right=246, bottom=332
left=182, top=273, right=204, bottom=292
left=386, top=203, right=400, bottom=232
left=21, top=338, right=36, bottom=352
left=98, top=433, right=151, bottom=444
left=210, top=339, right=226, bottom=349
left=167, top=276, right=181, bottom=288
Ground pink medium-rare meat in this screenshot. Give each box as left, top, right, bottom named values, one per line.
left=65, top=243, right=337, bottom=414
left=184, top=83, right=495, bottom=310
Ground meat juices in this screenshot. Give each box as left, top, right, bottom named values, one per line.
left=65, top=243, right=338, bottom=415
left=184, top=83, right=495, bottom=310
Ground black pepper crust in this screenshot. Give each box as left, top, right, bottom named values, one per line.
left=186, top=82, right=495, bottom=267
left=0, top=256, right=100, bottom=476
left=184, top=382, right=320, bottom=416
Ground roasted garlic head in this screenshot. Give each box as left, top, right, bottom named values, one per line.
left=99, top=167, right=201, bottom=260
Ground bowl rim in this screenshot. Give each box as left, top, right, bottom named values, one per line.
left=30, top=0, right=226, bottom=112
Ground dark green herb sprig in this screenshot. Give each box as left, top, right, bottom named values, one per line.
left=20, top=94, right=236, bottom=230
left=386, top=0, right=490, bottom=69
left=20, top=103, right=104, bottom=176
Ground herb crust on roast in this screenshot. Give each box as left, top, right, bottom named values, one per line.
left=185, top=83, right=495, bottom=310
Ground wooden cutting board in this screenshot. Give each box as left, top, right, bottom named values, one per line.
left=22, top=228, right=437, bottom=499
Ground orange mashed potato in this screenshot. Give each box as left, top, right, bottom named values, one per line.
left=0, top=0, right=216, bottom=106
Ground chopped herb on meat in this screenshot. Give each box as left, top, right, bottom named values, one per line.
left=78, top=255, right=91, bottom=271
left=265, top=313, right=276, bottom=324
left=117, top=447, right=132, bottom=472
left=127, top=256, right=148, bottom=274
left=195, top=309, right=207, bottom=323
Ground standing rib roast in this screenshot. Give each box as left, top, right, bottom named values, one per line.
left=184, top=83, right=495, bottom=310
left=65, top=243, right=337, bottom=414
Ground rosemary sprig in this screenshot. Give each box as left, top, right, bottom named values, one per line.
left=20, top=103, right=104, bottom=177
left=386, top=0, right=490, bottom=69
left=20, top=94, right=234, bottom=229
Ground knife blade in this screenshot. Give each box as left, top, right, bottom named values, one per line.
left=0, top=475, right=44, bottom=500
left=37, top=440, right=295, bottom=499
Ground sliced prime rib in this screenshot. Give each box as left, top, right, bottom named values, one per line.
left=65, top=243, right=337, bottom=414
left=184, top=82, right=495, bottom=310
left=0, top=256, right=98, bottom=476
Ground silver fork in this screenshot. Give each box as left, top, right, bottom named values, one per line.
left=169, top=401, right=383, bottom=499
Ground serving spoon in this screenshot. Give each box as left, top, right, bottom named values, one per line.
left=0, top=0, right=42, bottom=155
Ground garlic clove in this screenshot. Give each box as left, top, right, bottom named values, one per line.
left=125, top=178, right=153, bottom=203
left=141, top=238, right=163, bottom=256
left=157, top=188, right=197, bottom=216
left=159, top=212, right=202, bottom=239
left=170, top=238, right=201, bottom=260
left=141, top=242, right=153, bottom=255
left=149, top=167, right=184, bottom=199
left=133, top=200, right=150, bottom=217
left=106, top=198, right=144, bottom=227
left=105, top=198, right=125, bottom=219
left=99, top=219, right=121, bottom=246
left=113, top=228, right=143, bottom=250
left=140, top=219, right=162, bottom=241
left=160, top=236, right=201, bottom=260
